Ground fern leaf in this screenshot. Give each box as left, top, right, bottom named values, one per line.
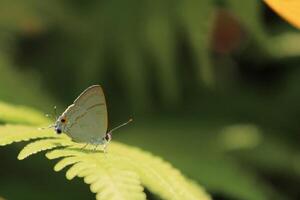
left=46, top=148, right=86, bottom=159
left=52, top=152, right=146, bottom=200
left=94, top=170, right=145, bottom=200
left=187, top=180, right=212, bottom=200
left=54, top=156, right=84, bottom=171
left=0, top=125, right=211, bottom=200
left=45, top=144, right=210, bottom=200
left=143, top=5, right=179, bottom=104
left=0, top=101, right=50, bottom=125
left=65, top=161, right=96, bottom=180
left=0, top=125, right=55, bottom=146
left=178, top=0, right=215, bottom=87
left=18, top=137, right=73, bottom=160
left=110, top=143, right=204, bottom=200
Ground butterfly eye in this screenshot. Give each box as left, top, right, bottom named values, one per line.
left=61, top=118, right=66, bottom=123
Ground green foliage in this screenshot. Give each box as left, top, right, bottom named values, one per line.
left=0, top=101, right=49, bottom=125
left=0, top=54, right=57, bottom=110
left=227, top=0, right=268, bottom=45
left=1, top=1, right=300, bottom=199
left=0, top=0, right=216, bottom=110
left=120, top=121, right=281, bottom=200
left=0, top=102, right=210, bottom=200
left=2, top=0, right=299, bottom=112
left=1, top=0, right=300, bottom=113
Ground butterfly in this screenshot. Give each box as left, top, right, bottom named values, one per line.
left=53, top=85, right=132, bottom=151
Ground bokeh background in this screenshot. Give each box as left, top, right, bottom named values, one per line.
left=1, top=0, right=300, bottom=199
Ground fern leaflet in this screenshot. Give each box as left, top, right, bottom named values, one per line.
left=0, top=123, right=210, bottom=200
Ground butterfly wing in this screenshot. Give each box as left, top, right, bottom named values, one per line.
left=62, top=85, right=108, bottom=143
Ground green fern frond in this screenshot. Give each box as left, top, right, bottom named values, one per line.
left=18, top=137, right=73, bottom=160
left=178, top=0, right=215, bottom=87
left=187, top=180, right=212, bottom=200
left=0, top=101, right=50, bottom=125
left=0, top=125, right=211, bottom=200
left=0, top=125, right=55, bottom=146
left=46, top=146, right=208, bottom=200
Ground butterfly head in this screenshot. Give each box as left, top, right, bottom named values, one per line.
left=54, top=115, right=67, bottom=134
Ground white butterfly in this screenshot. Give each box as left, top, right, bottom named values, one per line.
left=53, top=85, right=132, bottom=151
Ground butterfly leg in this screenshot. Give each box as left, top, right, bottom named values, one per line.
left=91, top=137, right=103, bottom=151
left=102, top=133, right=112, bottom=153
left=102, top=140, right=110, bottom=153
left=103, top=143, right=108, bottom=153
left=94, top=144, right=99, bottom=151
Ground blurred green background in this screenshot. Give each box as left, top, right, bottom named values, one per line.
left=1, top=0, right=300, bottom=199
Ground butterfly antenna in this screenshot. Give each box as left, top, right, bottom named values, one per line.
left=108, top=118, right=133, bottom=134
left=40, top=106, right=58, bottom=130
left=53, top=106, right=58, bottom=120
left=45, top=113, right=52, bottom=118
left=38, top=124, right=55, bottom=130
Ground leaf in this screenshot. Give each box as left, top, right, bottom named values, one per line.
left=218, top=124, right=262, bottom=151
left=118, top=41, right=151, bottom=112
left=143, top=2, right=179, bottom=105
left=18, top=137, right=72, bottom=160
left=264, top=0, right=300, bottom=29
left=0, top=56, right=57, bottom=111
left=177, top=0, right=215, bottom=87
left=270, top=32, right=300, bottom=58
left=0, top=125, right=55, bottom=146
left=232, top=136, right=300, bottom=177
left=227, top=0, right=268, bottom=46
left=0, top=125, right=211, bottom=200
left=117, top=121, right=281, bottom=200
left=0, top=101, right=50, bottom=126
left=0, top=0, right=221, bottom=111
